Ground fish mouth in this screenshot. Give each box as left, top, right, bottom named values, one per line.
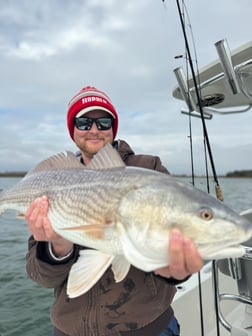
left=199, top=243, right=246, bottom=260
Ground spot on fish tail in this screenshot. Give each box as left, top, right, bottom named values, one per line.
left=16, top=213, right=25, bottom=219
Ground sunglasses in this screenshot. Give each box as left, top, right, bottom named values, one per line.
left=74, top=117, right=113, bottom=131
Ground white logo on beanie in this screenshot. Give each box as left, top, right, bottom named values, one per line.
left=81, top=96, right=109, bottom=105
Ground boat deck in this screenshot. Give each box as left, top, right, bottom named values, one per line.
left=173, top=262, right=252, bottom=336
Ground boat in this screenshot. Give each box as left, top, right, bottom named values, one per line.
left=171, top=39, right=252, bottom=336
left=172, top=40, right=252, bottom=117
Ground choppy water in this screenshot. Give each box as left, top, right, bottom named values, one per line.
left=0, top=178, right=53, bottom=336
left=0, top=176, right=251, bottom=336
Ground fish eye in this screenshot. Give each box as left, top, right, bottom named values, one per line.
left=199, top=208, right=213, bottom=221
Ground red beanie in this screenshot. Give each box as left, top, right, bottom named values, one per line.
left=67, top=86, right=119, bottom=140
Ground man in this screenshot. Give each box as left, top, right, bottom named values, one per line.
left=25, top=86, right=203, bottom=336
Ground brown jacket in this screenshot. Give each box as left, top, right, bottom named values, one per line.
left=26, top=140, right=181, bottom=336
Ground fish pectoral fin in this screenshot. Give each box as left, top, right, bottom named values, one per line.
left=111, top=256, right=131, bottom=282
left=63, top=224, right=105, bottom=239
left=67, top=249, right=114, bottom=298
left=121, top=233, right=168, bottom=272
left=62, top=221, right=114, bottom=240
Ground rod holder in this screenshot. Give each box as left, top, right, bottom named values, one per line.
left=174, top=67, right=198, bottom=112
left=215, top=39, right=240, bottom=95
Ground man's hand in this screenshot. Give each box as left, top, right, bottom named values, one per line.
left=155, top=229, right=203, bottom=280
left=25, top=196, right=73, bottom=257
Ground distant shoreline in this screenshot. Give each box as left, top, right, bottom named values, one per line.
left=0, top=172, right=27, bottom=177
left=0, top=170, right=251, bottom=178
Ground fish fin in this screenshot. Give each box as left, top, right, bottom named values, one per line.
left=87, top=143, right=126, bottom=170
left=111, top=256, right=131, bottom=282
left=24, top=151, right=83, bottom=177
left=67, top=249, right=114, bottom=298
left=62, top=224, right=105, bottom=239
left=25, top=143, right=124, bottom=177
left=62, top=220, right=114, bottom=239
left=121, top=233, right=168, bottom=272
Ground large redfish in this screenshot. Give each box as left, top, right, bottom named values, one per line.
left=0, top=143, right=251, bottom=298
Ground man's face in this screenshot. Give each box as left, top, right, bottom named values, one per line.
left=73, top=110, right=114, bottom=159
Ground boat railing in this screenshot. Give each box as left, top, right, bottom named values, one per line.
left=215, top=209, right=252, bottom=334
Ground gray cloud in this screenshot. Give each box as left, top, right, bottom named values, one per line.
left=0, top=0, right=251, bottom=175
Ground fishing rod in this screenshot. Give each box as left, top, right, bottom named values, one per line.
left=161, top=1, right=227, bottom=335
left=174, top=0, right=223, bottom=200
left=174, top=1, right=226, bottom=335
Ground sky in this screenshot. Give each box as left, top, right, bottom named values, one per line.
left=0, top=0, right=251, bottom=175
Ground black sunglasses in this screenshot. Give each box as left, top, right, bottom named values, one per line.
left=74, top=117, right=113, bottom=131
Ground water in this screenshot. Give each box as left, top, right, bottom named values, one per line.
left=0, top=178, right=54, bottom=336
left=0, top=176, right=251, bottom=336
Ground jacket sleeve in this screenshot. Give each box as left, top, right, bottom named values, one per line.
left=26, top=235, right=79, bottom=288
left=151, top=156, right=170, bottom=174
left=125, top=154, right=170, bottom=175
left=116, top=139, right=169, bottom=174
